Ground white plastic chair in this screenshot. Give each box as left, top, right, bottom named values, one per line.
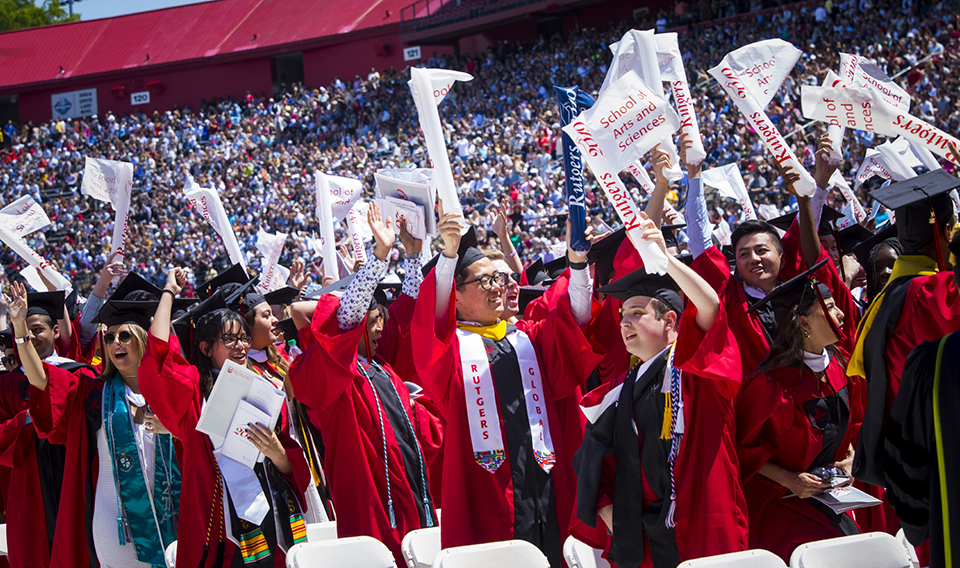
left=895, top=529, right=921, bottom=568
left=790, top=532, right=914, bottom=568
left=432, top=540, right=550, bottom=568
left=401, top=527, right=441, bottom=568
left=285, top=535, right=397, bottom=568
left=163, top=540, right=176, bottom=568
left=562, top=536, right=610, bottom=568
left=305, top=521, right=338, bottom=542
left=678, top=549, right=786, bottom=567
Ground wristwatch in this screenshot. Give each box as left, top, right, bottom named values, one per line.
left=14, top=336, right=29, bottom=345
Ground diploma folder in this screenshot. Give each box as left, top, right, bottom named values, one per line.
left=196, top=360, right=285, bottom=466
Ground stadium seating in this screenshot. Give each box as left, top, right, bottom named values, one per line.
left=401, top=527, right=441, bottom=568
left=679, top=549, right=786, bottom=567
left=285, top=535, right=398, bottom=568
left=432, top=539, right=550, bottom=568
left=562, top=536, right=610, bottom=568
left=789, top=532, right=914, bottom=568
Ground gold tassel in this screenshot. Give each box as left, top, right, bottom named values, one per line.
left=660, top=391, right=673, bottom=440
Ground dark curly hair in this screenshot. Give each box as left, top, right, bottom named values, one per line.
left=193, top=308, right=249, bottom=397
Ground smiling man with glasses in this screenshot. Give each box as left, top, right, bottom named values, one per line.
left=411, top=201, right=602, bottom=566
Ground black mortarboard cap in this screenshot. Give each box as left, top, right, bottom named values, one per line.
left=0, top=329, right=13, bottom=350
left=870, top=169, right=959, bottom=251
left=26, top=291, right=65, bottom=321
left=837, top=224, right=875, bottom=257
left=196, top=263, right=249, bottom=300
left=422, top=225, right=479, bottom=276
left=544, top=257, right=568, bottom=280
left=303, top=273, right=356, bottom=300
left=275, top=317, right=300, bottom=347
left=111, top=272, right=162, bottom=302
left=65, top=287, right=80, bottom=321
left=373, top=281, right=402, bottom=309
left=768, top=206, right=844, bottom=235
left=747, top=258, right=831, bottom=329
left=596, top=267, right=684, bottom=315
left=662, top=223, right=687, bottom=249
left=518, top=285, right=549, bottom=315
left=675, top=252, right=694, bottom=266
left=852, top=224, right=899, bottom=270
left=524, top=258, right=548, bottom=286
left=586, top=226, right=626, bottom=286
left=224, top=277, right=265, bottom=314
left=263, top=286, right=300, bottom=307
left=94, top=300, right=159, bottom=329
left=172, top=290, right=228, bottom=356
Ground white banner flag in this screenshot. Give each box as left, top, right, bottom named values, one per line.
left=314, top=172, right=342, bottom=281
left=656, top=32, right=706, bottom=165
left=374, top=168, right=437, bottom=236
left=828, top=169, right=868, bottom=223
left=719, top=39, right=801, bottom=109
left=321, top=175, right=364, bottom=223
left=819, top=70, right=849, bottom=165
left=345, top=200, right=370, bottom=265
left=800, top=85, right=960, bottom=165
left=627, top=161, right=656, bottom=194
left=81, top=157, right=133, bottom=261
left=710, top=44, right=817, bottom=196
left=562, top=70, right=679, bottom=173
left=838, top=53, right=910, bottom=111
left=254, top=229, right=288, bottom=294
left=0, top=228, right=70, bottom=290
left=183, top=177, right=246, bottom=269
left=408, top=68, right=473, bottom=219
left=603, top=30, right=684, bottom=181
left=702, top=163, right=757, bottom=220
left=0, top=195, right=51, bottom=238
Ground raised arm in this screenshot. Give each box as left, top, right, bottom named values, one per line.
left=336, top=200, right=393, bottom=332
left=149, top=267, right=186, bottom=342
left=638, top=213, right=719, bottom=332
left=435, top=200, right=463, bottom=322
left=9, top=282, right=47, bottom=391
left=398, top=222, right=424, bottom=299
left=492, top=201, right=523, bottom=274
left=679, top=132, right=712, bottom=258
left=78, top=260, right=125, bottom=349
left=792, top=135, right=839, bottom=269
left=643, top=146, right=673, bottom=229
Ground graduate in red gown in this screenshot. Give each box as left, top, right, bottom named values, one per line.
left=0, top=290, right=97, bottom=568
left=847, top=170, right=960, bottom=488
left=575, top=217, right=748, bottom=568
left=287, top=203, right=441, bottom=565
left=141, top=269, right=310, bottom=568
left=411, top=202, right=602, bottom=567
left=736, top=260, right=866, bottom=562
left=680, top=135, right=858, bottom=376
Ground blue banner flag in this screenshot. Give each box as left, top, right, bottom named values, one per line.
left=554, top=86, right=596, bottom=252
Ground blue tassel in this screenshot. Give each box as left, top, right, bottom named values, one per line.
left=117, top=517, right=126, bottom=546
left=388, top=499, right=396, bottom=529
left=425, top=499, right=434, bottom=528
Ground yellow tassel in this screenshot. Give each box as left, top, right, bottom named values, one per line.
left=660, top=392, right=673, bottom=440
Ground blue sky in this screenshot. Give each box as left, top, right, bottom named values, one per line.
left=59, top=0, right=213, bottom=21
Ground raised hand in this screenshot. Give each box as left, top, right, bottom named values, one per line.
left=287, top=258, right=308, bottom=290
left=8, top=282, right=27, bottom=328
left=437, top=199, right=464, bottom=259
left=779, top=165, right=803, bottom=198
left=368, top=200, right=395, bottom=262
left=491, top=201, right=512, bottom=241
left=164, top=267, right=186, bottom=296
left=93, top=258, right=126, bottom=298
left=337, top=245, right=359, bottom=274
left=678, top=132, right=702, bottom=178
left=813, top=135, right=839, bottom=190
left=652, top=145, right=673, bottom=187
left=399, top=219, right=423, bottom=255
left=637, top=212, right=668, bottom=255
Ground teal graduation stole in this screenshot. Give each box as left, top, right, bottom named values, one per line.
left=104, top=374, right=182, bottom=567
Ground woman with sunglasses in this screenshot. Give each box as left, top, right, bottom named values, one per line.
left=735, top=260, right=865, bottom=562
left=141, top=269, right=310, bottom=568
left=13, top=283, right=181, bottom=568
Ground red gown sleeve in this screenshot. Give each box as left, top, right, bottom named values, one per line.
left=691, top=245, right=733, bottom=295
left=277, top=401, right=310, bottom=506
left=411, top=399, right=444, bottom=467
left=735, top=373, right=794, bottom=482
left=28, top=364, right=96, bottom=445
left=523, top=270, right=569, bottom=322
left=410, top=269, right=461, bottom=418
left=139, top=333, right=203, bottom=441
left=289, top=294, right=367, bottom=412
left=674, top=303, right=743, bottom=400
left=0, top=403, right=32, bottom=469
left=377, top=293, right=419, bottom=383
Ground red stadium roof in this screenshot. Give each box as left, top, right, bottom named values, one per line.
left=0, top=0, right=412, bottom=90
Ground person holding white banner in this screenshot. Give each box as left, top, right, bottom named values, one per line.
left=681, top=134, right=859, bottom=376
left=411, top=200, right=602, bottom=566
left=287, top=202, right=440, bottom=566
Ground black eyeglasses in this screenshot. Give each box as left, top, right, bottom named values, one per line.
left=219, top=334, right=252, bottom=349
left=457, top=271, right=508, bottom=290
left=104, top=331, right=134, bottom=345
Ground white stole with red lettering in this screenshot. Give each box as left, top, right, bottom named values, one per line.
left=457, top=328, right=556, bottom=474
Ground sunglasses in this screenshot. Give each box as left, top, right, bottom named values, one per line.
left=104, top=331, right=134, bottom=345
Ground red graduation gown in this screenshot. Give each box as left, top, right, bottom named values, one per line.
left=411, top=268, right=603, bottom=554
left=583, top=305, right=748, bottom=565
left=736, top=355, right=865, bottom=562
left=287, top=295, right=442, bottom=565
left=29, top=363, right=101, bottom=568
left=139, top=334, right=309, bottom=568
left=692, top=220, right=858, bottom=376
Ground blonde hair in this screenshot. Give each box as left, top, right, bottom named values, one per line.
left=97, top=323, right=148, bottom=381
